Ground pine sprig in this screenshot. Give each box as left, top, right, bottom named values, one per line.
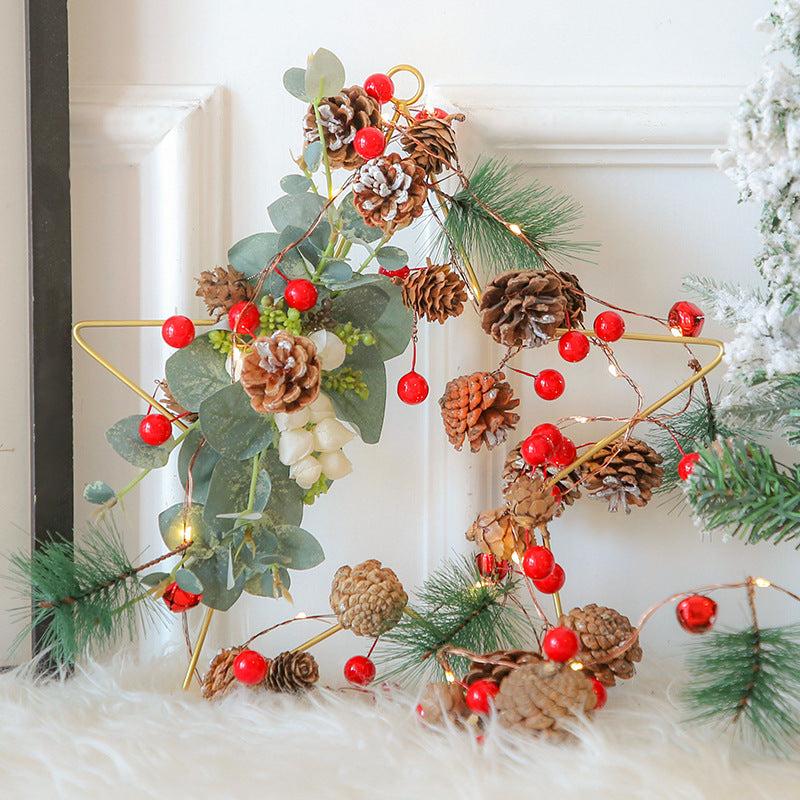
left=721, top=373, right=800, bottom=446
left=9, top=520, right=161, bottom=665
left=682, top=274, right=765, bottom=326
left=436, top=157, right=594, bottom=280
left=685, top=438, right=800, bottom=546
left=684, top=625, right=800, bottom=754
left=378, top=556, right=526, bottom=684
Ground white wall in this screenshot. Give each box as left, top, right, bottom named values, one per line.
left=67, top=0, right=791, bottom=678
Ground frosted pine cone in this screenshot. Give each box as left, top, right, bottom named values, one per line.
left=417, top=681, right=470, bottom=726
left=480, top=270, right=567, bottom=347
left=240, top=331, right=321, bottom=414
left=400, top=113, right=464, bottom=175
left=439, top=371, right=520, bottom=453
left=303, top=86, right=381, bottom=170
left=352, top=153, right=428, bottom=232
left=464, top=649, right=543, bottom=687
left=201, top=647, right=246, bottom=701
left=329, top=559, right=408, bottom=637
left=558, top=271, right=587, bottom=329
left=264, top=651, right=319, bottom=693
left=466, top=506, right=520, bottom=561
left=559, top=604, right=642, bottom=687
left=195, top=265, right=255, bottom=319
left=582, top=437, right=664, bottom=513
left=396, top=260, right=468, bottom=323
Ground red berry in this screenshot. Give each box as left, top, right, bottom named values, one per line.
left=521, top=434, right=552, bottom=466
left=284, top=279, right=318, bottom=312
left=533, top=563, right=565, bottom=594
left=522, top=546, right=555, bottom=580
left=378, top=266, right=410, bottom=280
left=353, top=126, right=386, bottom=159
left=162, top=315, right=195, bottom=348
left=593, top=311, right=625, bottom=342
left=678, top=452, right=701, bottom=481
left=344, top=655, right=376, bottom=686
left=139, top=413, right=172, bottom=446
left=558, top=330, right=590, bottom=362
left=589, top=677, right=607, bottom=709
left=534, top=369, right=565, bottom=401
left=364, top=73, right=395, bottom=104
left=233, top=649, right=269, bottom=684
left=676, top=594, right=717, bottom=634
left=668, top=300, right=705, bottom=338
left=397, top=371, right=429, bottom=404
left=414, top=107, right=448, bottom=120
left=494, top=559, right=511, bottom=581
left=465, top=680, right=499, bottom=715
left=415, top=703, right=426, bottom=719
left=532, top=423, right=562, bottom=450
left=161, top=582, right=202, bottom=613
left=542, top=626, right=580, bottom=662
left=549, top=437, right=577, bottom=468
left=228, top=301, right=261, bottom=335
left=476, top=553, right=496, bottom=577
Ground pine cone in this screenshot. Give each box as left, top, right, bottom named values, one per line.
left=480, top=270, right=567, bottom=348
left=464, top=650, right=543, bottom=687
left=503, top=470, right=560, bottom=533
left=400, top=113, right=465, bottom=175
left=494, top=660, right=596, bottom=740
left=502, top=442, right=581, bottom=507
left=558, top=271, right=586, bottom=329
left=352, top=153, right=428, bottom=232
left=195, top=266, right=255, bottom=319
left=303, top=86, right=381, bottom=170
left=417, top=681, right=470, bottom=726
left=264, top=650, right=319, bottom=693
left=582, top=437, right=664, bottom=513
left=396, top=260, right=468, bottom=323
left=466, top=506, right=520, bottom=561
left=559, top=604, right=642, bottom=687
left=240, top=331, right=321, bottom=414
left=202, top=646, right=246, bottom=701
left=157, top=380, right=198, bottom=424
left=439, top=371, right=520, bottom=453
left=329, top=559, right=408, bottom=637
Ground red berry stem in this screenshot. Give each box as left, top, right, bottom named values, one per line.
left=273, top=267, right=289, bottom=282
left=367, top=638, right=379, bottom=659
left=508, top=366, right=538, bottom=380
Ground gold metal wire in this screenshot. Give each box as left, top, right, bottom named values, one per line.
left=182, top=607, right=215, bottom=690
left=292, top=621, right=343, bottom=653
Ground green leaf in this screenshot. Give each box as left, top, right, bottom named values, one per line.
left=164, top=334, right=231, bottom=412
left=304, top=141, right=323, bottom=173
left=338, top=193, right=383, bottom=243
left=260, top=447, right=304, bottom=527
left=228, top=232, right=282, bottom=278
left=376, top=246, right=408, bottom=270
left=325, top=273, right=385, bottom=291
left=268, top=194, right=329, bottom=241
left=277, top=224, right=329, bottom=267
left=305, top=48, right=345, bottom=99
left=175, top=568, right=204, bottom=595
left=106, top=415, right=175, bottom=469
left=244, top=567, right=291, bottom=598
left=188, top=548, right=244, bottom=611
left=331, top=283, right=389, bottom=329
left=203, top=457, right=271, bottom=532
left=83, top=481, right=115, bottom=505
left=199, top=383, right=274, bottom=460
left=280, top=174, right=313, bottom=195
left=177, top=428, right=221, bottom=505
left=140, top=571, right=169, bottom=588
left=328, top=343, right=386, bottom=443
left=158, top=503, right=219, bottom=560
left=319, top=260, right=353, bottom=287
left=274, top=525, right=324, bottom=570
left=283, top=67, right=310, bottom=101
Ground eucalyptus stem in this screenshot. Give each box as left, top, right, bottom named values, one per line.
left=246, top=451, right=262, bottom=512
left=358, top=233, right=392, bottom=273
left=312, top=101, right=334, bottom=199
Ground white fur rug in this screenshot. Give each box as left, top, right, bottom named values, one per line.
left=0, top=655, right=798, bottom=799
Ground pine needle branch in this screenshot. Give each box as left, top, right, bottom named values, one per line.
left=682, top=274, right=765, bottom=326
left=721, top=373, right=800, bottom=446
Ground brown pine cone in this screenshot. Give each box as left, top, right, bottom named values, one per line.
left=464, top=650, right=543, bottom=687
left=264, top=651, right=319, bottom=693
left=559, top=604, right=642, bottom=687
left=417, top=681, right=470, bottom=727
left=303, top=86, right=381, bottom=170
left=503, top=470, right=561, bottom=533
left=439, top=371, right=520, bottom=453
left=558, top=271, right=587, bottom=329
left=195, top=266, right=255, bottom=319
left=201, top=646, right=246, bottom=701
left=479, top=270, right=567, bottom=347
left=329, top=559, right=408, bottom=637
left=582, top=437, right=664, bottom=513
left=157, top=380, right=198, bottom=424
left=502, top=442, right=581, bottom=507
left=466, top=506, right=520, bottom=561
left=494, top=660, right=596, bottom=740
left=352, top=153, right=428, bottom=232
left=240, top=331, right=321, bottom=414
left=396, top=259, right=468, bottom=323
left=400, top=113, right=465, bottom=175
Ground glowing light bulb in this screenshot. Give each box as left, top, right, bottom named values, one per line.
left=511, top=551, right=521, bottom=565
left=575, top=416, right=589, bottom=424
left=444, top=670, right=455, bottom=683
left=608, top=363, right=620, bottom=377
left=754, top=577, right=771, bottom=588
left=507, top=223, right=523, bottom=236
left=295, top=611, right=308, bottom=619
left=670, top=326, right=683, bottom=337
left=182, top=525, right=192, bottom=542
left=570, top=662, right=584, bottom=671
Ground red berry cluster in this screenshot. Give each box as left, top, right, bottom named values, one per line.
left=521, top=423, right=576, bottom=470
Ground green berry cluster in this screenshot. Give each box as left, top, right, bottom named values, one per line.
left=334, top=321, right=376, bottom=354
left=259, top=296, right=304, bottom=337
left=208, top=329, right=233, bottom=355
left=302, top=475, right=331, bottom=505
left=323, top=368, right=369, bottom=400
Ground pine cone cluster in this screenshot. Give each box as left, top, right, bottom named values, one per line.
left=329, top=559, right=408, bottom=637
left=240, top=331, right=321, bottom=414
left=466, top=506, right=520, bottom=562
left=303, top=86, right=381, bottom=170
left=439, top=371, right=520, bottom=453
left=352, top=153, right=428, bottom=231
left=559, top=604, right=642, bottom=687
left=396, top=260, right=468, bottom=323
left=201, top=646, right=246, bottom=701
left=417, top=681, right=470, bottom=726
left=464, top=649, right=542, bottom=687
left=195, top=266, right=255, bottom=319
left=502, top=442, right=581, bottom=507
left=582, top=437, right=664, bottom=513
left=559, top=271, right=587, bottom=329
left=479, top=270, right=567, bottom=347
left=265, top=651, right=319, bottom=693
left=400, top=113, right=464, bottom=175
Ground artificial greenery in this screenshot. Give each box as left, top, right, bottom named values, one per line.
left=721, top=374, right=800, bottom=447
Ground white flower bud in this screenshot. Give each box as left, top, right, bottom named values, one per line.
left=308, top=392, right=337, bottom=423
left=313, top=417, right=356, bottom=452
left=290, top=454, right=323, bottom=489
left=309, top=330, right=347, bottom=370
left=274, top=407, right=311, bottom=432
left=278, top=428, right=314, bottom=466
left=226, top=348, right=245, bottom=381
left=318, top=449, right=353, bottom=481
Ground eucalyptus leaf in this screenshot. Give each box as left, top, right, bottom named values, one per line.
left=244, top=567, right=291, bottom=598
left=203, top=457, right=271, bottom=532
left=228, top=232, right=305, bottom=285
left=199, top=383, right=274, bottom=460
left=338, top=193, right=383, bottom=243
left=280, top=174, right=313, bottom=195
left=366, top=278, right=414, bottom=360
left=376, top=246, right=409, bottom=270
left=331, top=283, right=390, bottom=329
left=164, top=334, right=231, bottom=412
left=282, top=67, right=310, bottom=101
left=177, top=428, right=221, bottom=505
left=106, top=415, right=175, bottom=469
left=273, top=525, right=324, bottom=570
left=187, top=549, right=244, bottom=610
left=304, top=141, right=323, bottom=173
left=324, top=272, right=385, bottom=292
left=140, top=571, right=169, bottom=588
left=268, top=194, right=329, bottom=243
left=319, top=260, right=353, bottom=286
left=260, top=447, right=304, bottom=527
left=175, top=568, right=204, bottom=595
left=83, top=481, right=115, bottom=505
left=305, top=48, right=345, bottom=99
left=158, top=503, right=219, bottom=560
left=247, top=517, right=280, bottom=557
left=277, top=224, right=329, bottom=269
